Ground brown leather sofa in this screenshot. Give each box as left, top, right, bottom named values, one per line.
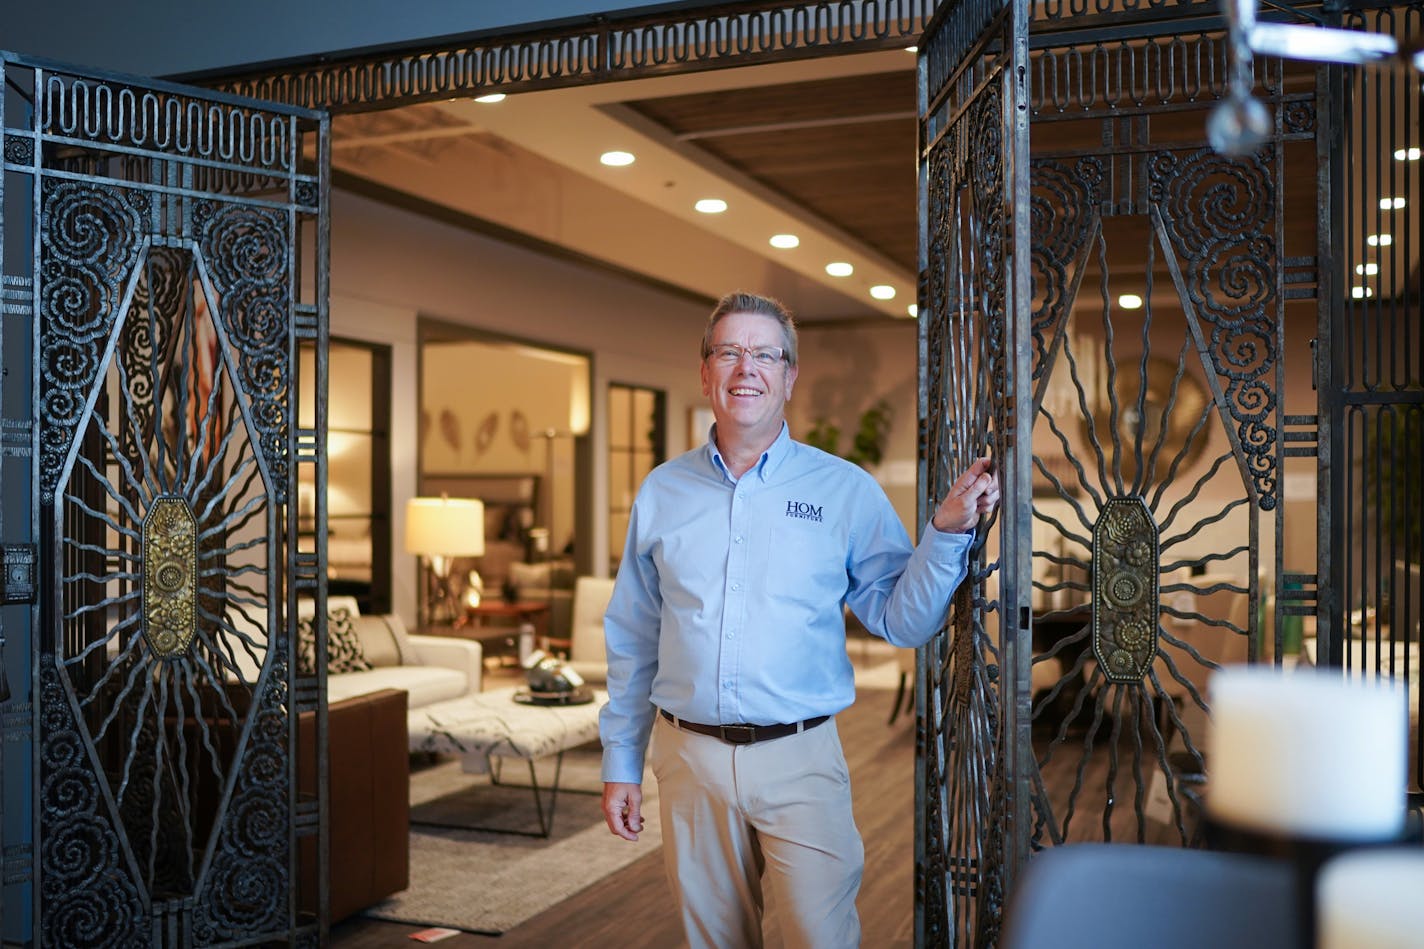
left=299, top=688, right=410, bottom=924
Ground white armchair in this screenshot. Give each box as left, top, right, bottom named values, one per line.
left=563, top=576, right=617, bottom=685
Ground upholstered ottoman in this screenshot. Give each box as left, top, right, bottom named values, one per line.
left=407, top=686, right=606, bottom=836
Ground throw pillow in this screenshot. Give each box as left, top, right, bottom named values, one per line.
left=295, top=606, right=374, bottom=676
left=326, top=607, right=373, bottom=674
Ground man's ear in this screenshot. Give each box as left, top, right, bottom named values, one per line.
left=700, top=359, right=712, bottom=397
left=784, top=363, right=799, bottom=401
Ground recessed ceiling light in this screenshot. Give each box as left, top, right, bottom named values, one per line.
left=600, top=150, right=635, bottom=167
left=769, top=234, right=800, bottom=249
left=1118, top=293, right=1144, bottom=309
left=905, top=46, right=919, bottom=53
left=474, top=93, right=506, bottom=103
left=1395, top=147, right=1421, bottom=161
left=1355, top=262, right=1379, bottom=276
left=1367, top=234, right=1393, bottom=247
left=1379, top=196, right=1406, bottom=210
left=870, top=285, right=896, bottom=300
left=694, top=198, right=727, bottom=214
left=907, top=304, right=919, bottom=318
left=825, top=262, right=854, bottom=277
left=1352, top=286, right=1375, bottom=299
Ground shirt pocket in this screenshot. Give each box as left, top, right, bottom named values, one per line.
left=773, top=516, right=847, bottom=596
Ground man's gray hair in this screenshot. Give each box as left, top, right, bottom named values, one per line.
left=701, top=291, right=799, bottom=368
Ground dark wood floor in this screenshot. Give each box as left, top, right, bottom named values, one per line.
left=330, top=655, right=1188, bottom=948
left=331, top=673, right=918, bottom=949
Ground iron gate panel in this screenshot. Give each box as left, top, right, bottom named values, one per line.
left=917, top=0, right=1031, bottom=944
left=0, top=53, right=329, bottom=947
left=911, top=0, right=1419, bottom=942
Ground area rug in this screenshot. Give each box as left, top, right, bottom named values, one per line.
left=367, top=650, right=894, bottom=936
left=364, top=745, right=661, bottom=935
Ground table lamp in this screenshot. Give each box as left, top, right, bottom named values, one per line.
left=405, top=496, right=485, bottom=626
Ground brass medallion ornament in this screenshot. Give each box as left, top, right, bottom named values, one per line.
left=143, top=496, right=198, bottom=657
left=1092, top=497, right=1160, bottom=682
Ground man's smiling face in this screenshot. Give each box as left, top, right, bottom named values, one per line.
left=700, top=310, right=799, bottom=448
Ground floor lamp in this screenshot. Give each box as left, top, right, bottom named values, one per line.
left=405, top=496, right=485, bottom=627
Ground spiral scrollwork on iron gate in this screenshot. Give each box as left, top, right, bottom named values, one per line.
left=9, top=55, right=326, bottom=946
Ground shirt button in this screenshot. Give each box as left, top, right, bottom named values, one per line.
left=734, top=535, right=744, bottom=544
left=726, top=632, right=734, bottom=639
left=731, top=583, right=741, bottom=591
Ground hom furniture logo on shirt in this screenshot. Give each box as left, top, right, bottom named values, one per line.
left=785, top=500, right=824, bottom=522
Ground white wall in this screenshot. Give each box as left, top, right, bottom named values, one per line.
left=328, top=187, right=707, bottom=625
left=791, top=321, right=921, bottom=532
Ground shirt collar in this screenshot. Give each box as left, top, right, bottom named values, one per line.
left=707, top=422, right=792, bottom=483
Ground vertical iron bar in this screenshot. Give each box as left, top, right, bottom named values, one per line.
left=1003, top=0, right=1034, bottom=899
left=315, top=108, right=333, bottom=945
left=914, top=36, right=930, bottom=949
left=28, top=65, right=46, bottom=941
left=1271, top=55, right=1285, bottom=668
left=1320, top=46, right=1345, bottom=670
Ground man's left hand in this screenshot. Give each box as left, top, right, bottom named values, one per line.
left=932, top=456, right=1000, bottom=534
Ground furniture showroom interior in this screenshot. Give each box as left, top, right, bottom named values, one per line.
left=0, top=0, right=1421, bottom=946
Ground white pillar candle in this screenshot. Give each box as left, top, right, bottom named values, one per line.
left=1208, top=665, right=1406, bottom=839
left=1317, top=850, right=1424, bottom=949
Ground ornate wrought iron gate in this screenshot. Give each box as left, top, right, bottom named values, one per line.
left=53, top=0, right=1407, bottom=944
left=916, top=0, right=1031, bottom=945
left=0, top=53, right=329, bottom=945
left=919, top=0, right=1419, bottom=944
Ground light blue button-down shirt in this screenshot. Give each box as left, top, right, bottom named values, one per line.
left=599, top=424, right=974, bottom=784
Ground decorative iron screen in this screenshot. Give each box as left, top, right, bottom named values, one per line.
left=0, top=53, right=329, bottom=946
left=920, top=0, right=1418, bottom=943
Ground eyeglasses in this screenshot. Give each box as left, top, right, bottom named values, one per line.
left=707, top=343, right=787, bottom=368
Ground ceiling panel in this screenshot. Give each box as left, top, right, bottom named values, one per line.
left=624, top=71, right=918, bottom=270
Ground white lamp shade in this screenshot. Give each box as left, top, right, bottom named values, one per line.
left=404, top=497, right=485, bottom=557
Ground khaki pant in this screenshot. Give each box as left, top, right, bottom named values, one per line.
left=650, top=713, right=864, bottom=949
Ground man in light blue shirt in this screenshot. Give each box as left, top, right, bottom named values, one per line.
left=600, top=291, right=998, bottom=948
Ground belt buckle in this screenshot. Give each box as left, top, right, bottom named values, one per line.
left=719, top=724, right=757, bottom=744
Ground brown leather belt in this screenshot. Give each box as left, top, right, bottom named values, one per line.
left=659, top=708, right=830, bottom=745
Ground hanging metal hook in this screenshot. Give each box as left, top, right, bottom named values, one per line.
left=1210, top=0, right=1424, bottom=156
left=1209, top=0, right=1272, bottom=157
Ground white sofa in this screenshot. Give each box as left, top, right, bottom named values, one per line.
left=300, top=596, right=482, bottom=707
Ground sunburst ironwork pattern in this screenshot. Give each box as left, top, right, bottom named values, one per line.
left=917, top=0, right=1319, bottom=938
left=1026, top=139, right=1278, bottom=849
left=4, top=54, right=328, bottom=947
left=49, top=215, right=285, bottom=939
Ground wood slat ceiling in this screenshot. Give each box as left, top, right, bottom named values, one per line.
left=624, top=71, right=920, bottom=272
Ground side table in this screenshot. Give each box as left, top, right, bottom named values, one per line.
left=460, top=600, right=553, bottom=652
left=422, top=600, right=553, bottom=668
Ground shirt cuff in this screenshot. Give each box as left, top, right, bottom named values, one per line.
left=921, top=519, right=975, bottom=560
left=601, top=743, right=647, bottom=785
